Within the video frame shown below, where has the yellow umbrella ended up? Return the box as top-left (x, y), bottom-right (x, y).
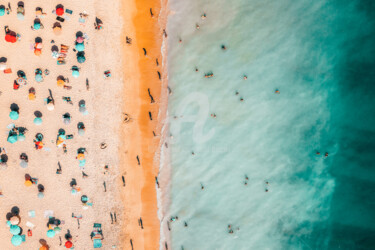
top-left (53, 26), bottom-right (61, 35)
top-left (25, 180), bottom-right (32, 187)
top-left (57, 79), bottom-right (65, 87)
top-left (77, 153), bottom-right (85, 160)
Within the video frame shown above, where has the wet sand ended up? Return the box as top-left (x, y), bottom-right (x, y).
top-left (120, 0), bottom-right (168, 249)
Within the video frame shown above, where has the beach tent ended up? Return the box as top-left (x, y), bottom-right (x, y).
top-left (34, 117), bottom-right (42, 125)
top-left (7, 134), bottom-right (18, 144)
top-left (75, 43), bottom-right (84, 51)
top-left (11, 235), bottom-right (22, 246)
top-left (9, 111), bottom-right (19, 120)
top-left (10, 225), bottom-right (21, 235)
top-left (5, 34), bottom-right (17, 43)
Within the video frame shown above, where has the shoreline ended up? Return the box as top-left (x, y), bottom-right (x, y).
top-left (120, 0), bottom-right (169, 249)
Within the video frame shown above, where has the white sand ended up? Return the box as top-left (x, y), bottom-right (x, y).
top-left (0, 0), bottom-right (127, 248)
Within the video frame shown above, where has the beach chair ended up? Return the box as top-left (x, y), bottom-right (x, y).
top-left (90, 223), bottom-right (103, 248)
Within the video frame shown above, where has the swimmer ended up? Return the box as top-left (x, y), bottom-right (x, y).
top-left (243, 75), bottom-right (247, 80)
top-left (196, 24), bottom-right (200, 30)
top-left (179, 38), bottom-right (182, 43)
top-left (221, 45), bottom-right (227, 50)
top-left (240, 97), bottom-right (244, 102)
top-left (316, 151), bottom-right (320, 155)
top-left (275, 89), bottom-right (280, 94)
top-left (201, 184), bottom-right (204, 190)
top-left (235, 91), bottom-right (239, 95)
top-left (184, 222), bottom-right (188, 227)
top-left (201, 13), bottom-right (206, 19)
top-left (195, 67), bottom-right (199, 72)
top-left (211, 113), bottom-right (216, 118)
top-left (325, 152), bottom-right (329, 157)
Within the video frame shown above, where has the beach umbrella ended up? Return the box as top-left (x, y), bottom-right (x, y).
top-left (10, 225), bottom-right (21, 235)
top-left (65, 241), bottom-right (73, 248)
top-left (40, 246), bottom-right (48, 250)
top-left (18, 134), bottom-right (25, 142)
top-left (47, 229), bottom-right (55, 238)
top-left (10, 216), bottom-right (20, 225)
top-left (71, 189), bottom-right (77, 195)
top-left (20, 160), bottom-right (28, 168)
top-left (77, 153), bottom-right (85, 160)
top-left (54, 226), bottom-right (61, 233)
top-left (57, 79), bottom-right (64, 87)
top-left (56, 7), bottom-right (64, 16)
top-left (7, 135), bottom-right (18, 144)
top-left (9, 111), bottom-right (19, 120)
top-left (0, 7), bottom-right (5, 16)
top-left (11, 235), bottom-right (22, 246)
top-left (25, 180), bottom-right (32, 186)
top-left (38, 192), bottom-right (44, 199)
top-left (47, 102), bottom-right (55, 111)
top-left (16, 77), bottom-right (25, 85)
top-left (72, 70), bottom-right (79, 78)
top-left (34, 117), bottom-right (42, 125)
top-left (78, 129), bottom-right (85, 136)
top-left (75, 43), bottom-right (84, 51)
top-left (79, 159), bottom-right (86, 167)
top-left (35, 74), bottom-right (43, 82)
top-left (53, 26), bottom-right (61, 35)
top-left (77, 55), bottom-right (86, 63)
top-left (34, 23), bottom-right (41, 30)
top-left (17, 13), bottom-right (24, 20)
top-left (76, 36), bottom-right (84, 43)
top-left (5, 34), bottom-right (17, 43)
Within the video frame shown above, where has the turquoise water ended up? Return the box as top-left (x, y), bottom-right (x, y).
top-left (166, 0), bottom-right (375, 249)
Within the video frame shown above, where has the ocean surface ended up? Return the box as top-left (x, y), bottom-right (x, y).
top-left (165, 0), bottom-right (375, 249)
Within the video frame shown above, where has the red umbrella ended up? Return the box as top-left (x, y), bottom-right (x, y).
top-left (5, 34), bottom-right (17, 43)
top-left (56, 7), bottom-right (64, 16)
top-left (65, 241), bottom-right (73, 248)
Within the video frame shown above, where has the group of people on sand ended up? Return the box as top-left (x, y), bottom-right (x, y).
top-left (1, 3), bottom-right (108, 249)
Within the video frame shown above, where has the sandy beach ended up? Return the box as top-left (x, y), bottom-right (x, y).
top-left (0, 0), bottom-right (167, 249)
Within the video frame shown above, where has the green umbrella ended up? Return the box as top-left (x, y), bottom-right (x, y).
top-left (47, 229), bottom-right (55, 238)
top-left (10, 225), bottom-right (21, 235)
top-left (77, 55), bottom-right (86, 63)
top-left (11, 235), bottom-right (22, 246)
top-left (34, 117), bottom-right (42, 125)
top-left (9, 111), bottom-right (19, 120)
top-left (18, 134), bottom-right (25, 142)
top-left (7, 135), bottom-right (18, 144)
top-left (54, 226), bottom-right (61, 232)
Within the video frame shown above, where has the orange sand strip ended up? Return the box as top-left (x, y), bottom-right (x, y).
top-left (120, 0), bottom-right (168, 249)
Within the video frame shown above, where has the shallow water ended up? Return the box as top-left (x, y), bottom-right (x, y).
top-left (166, 0), bottom-right (375, 249)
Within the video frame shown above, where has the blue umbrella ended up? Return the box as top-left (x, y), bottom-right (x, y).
top-left (11, 235), bottom-right (22, 246)
top-left (79, 159), bottom-right (86, 167)
top-left (34, 23), bottom-right (41, 30)
top-left (7, 135), bottom-right (18, 144)
top-left (47, 229), bottom-right (55, 238)
top-left (75, 43), bottom-right (85, 51)
top-left (0, 8), bottom-right (5, 17)
top-left (34, 117), bottom-right (42, 125)
top-left (38, 192), bottom-right (44, 199)
top-left (35, 74), bottom-right (43, 82)
top-left (10, 225), bottom-right (21, 235)
top-left (72, 70), bottom-right (79, 78)
top-left (9, 111), bottom-right (19, 120)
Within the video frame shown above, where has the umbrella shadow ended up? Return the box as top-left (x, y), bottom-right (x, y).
top-left (51, 45), bottom-right (59, 52)
top-left (34, 111), bottom-right (42, 118)
top-left (56, 4), bottom-right (64, 9)
top-left (11, 206), bottom-right (20, 216)
top-left (10, 103), bottom-right (19, 112)
top-left (0, 57), bottom-right (7, 63)
top-left (35, 37), bottom-right (42, 43)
